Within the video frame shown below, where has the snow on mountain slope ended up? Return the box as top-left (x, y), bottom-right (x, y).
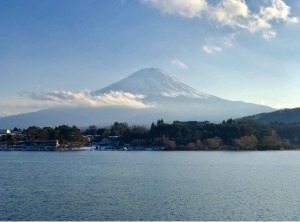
top-left (94, 68), bottom-right (213, 99)
top-left (0, 67), bottom-right (276, 128)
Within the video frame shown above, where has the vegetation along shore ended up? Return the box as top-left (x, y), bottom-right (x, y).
top-left (1, 119), bottom-right (300, 151)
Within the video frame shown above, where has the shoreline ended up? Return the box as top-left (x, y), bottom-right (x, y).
top-left (1, 147), bottom-right (300, 152)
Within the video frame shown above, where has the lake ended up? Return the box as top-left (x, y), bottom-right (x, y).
top-left (1, 151), bottom-right (300, 220)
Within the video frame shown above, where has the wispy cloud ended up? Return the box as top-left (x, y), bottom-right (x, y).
top-left (260, 100), bottom-right (298, 109)
top-left (222, 32), bottom-right (238, 47)
top-left (262, 30), bottom-right (277, 40)
top-left (171, 59), bottom-right (189, 69)
top-left (273, 102), bottom-right (298, 109)
top-left (28, 90), bottom-right (153, 108)
top-left (260, 0), bottom-right (298, 23)
top-left (202, 32), bottom-right (237, 53)
top-left (0, 99), bottom-right (52, 117)
top-left (0, 91), bottom-right (154, 117)
top-left (141, 0), bottom-right (208, 18)
top-left (202, 45), bottom-right (222, 54)
top-left (142, 0), bottom-right (298, 39)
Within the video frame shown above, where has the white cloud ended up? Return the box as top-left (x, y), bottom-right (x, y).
top-left (29, 90), bottom-right (153, 109)
top-left (142, 0), bottom-right (299, 39)
top-left (203, 33), bottom-right (237, 52)
top-left (210, 0), bottom-right (272, 33)
top-left (171, 59), bottom-right (189, 69)
top-left (212, 0), bottom-right (249, 26)
top-left (0, 99), bottom-right (51, 117)
top-left (222, 32), bottom-right (238, 46)
top-left (258, 100), bottom-right (298, 109)
top-left (260, 0), bottom-right (298, 23)
top-left (262, 30), bottom-right (277, 40)
top-left (273, 102), bottom-right (298, 109)
top-left (0, 91), bottom-right (154, 117)
top-left (141, 0), bottom-right (208, 18)
top-left (202, 45), bottom-right (222, 54)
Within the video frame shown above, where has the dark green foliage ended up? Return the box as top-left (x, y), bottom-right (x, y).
top-left (7, 118), bottom-right (300, 150)
top-left (273, 123), bottom-right (300, 144)
top-left (146, 119), bottom-right (299, 150)
top-left (23, 125), bottom-right (83, 143)
top-left (111, 122), bottom-right (129, 136)
top-left (55, 125), bottom-right (83, 143)
top-left (242, 107), bottom-right (300, 124)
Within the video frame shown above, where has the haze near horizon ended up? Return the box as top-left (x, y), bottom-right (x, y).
top-left (0, 0), bottom-right (299, 117)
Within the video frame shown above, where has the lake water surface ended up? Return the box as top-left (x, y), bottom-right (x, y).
top-left (1, 151), bottom-right (300, 220)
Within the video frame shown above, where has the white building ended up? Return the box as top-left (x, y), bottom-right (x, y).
top-left (0, 129), bottom-right (11, 136)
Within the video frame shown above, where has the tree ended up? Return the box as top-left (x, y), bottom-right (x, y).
top-left (234, 135), bottom-right (257, 150)
top-left (163, 136), bottom-right (176, 150)
top-left (157, 119), bottom-right (164, 126)
top-left (195, 139), bottom-right (203, 150)
top-left (55, 125), bottom-right (83, 143)
top-left (186, 142), bottom-right (196, 150)
top-left (111, 122), bottom-right (129, 137)
top-left (259, 134), bottom-right (282, 150)
top-left (85, 125), bottom-right (98, 135)
top-left (131, 139), bottom-right (147, 147)
top-left (13, 127), bottom-right (21, 132)
top-left (205, 137), bottom-right (222, 150)
top-left (24, 126), bottom-right (41, 140)
top-left (152, 137), bottom-right (163, 147)
top-left (102, 129), bottom-right (111, 138)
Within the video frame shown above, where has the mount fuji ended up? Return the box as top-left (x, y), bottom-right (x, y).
top-left (0, 68), bottom-right (274, 128)
top-left (94, 68), bottom-right (212, 99)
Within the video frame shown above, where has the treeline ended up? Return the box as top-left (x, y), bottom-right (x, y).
top-left (3, 119), bottom-right (300, 150)
top-left (83, 119), bottom-right (300, 150)
top-left (2, 125), bottom-right (85, 147)
top-left (242, 107), bottom-right (300, 124)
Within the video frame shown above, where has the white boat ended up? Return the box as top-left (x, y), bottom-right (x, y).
top-left (81, 146), bottom-right (96, 151)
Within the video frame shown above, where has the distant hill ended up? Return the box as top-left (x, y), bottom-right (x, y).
top-left (0, 68), bottom-right (275, 128)
top-left (242, 108), bottom-right (300, 123)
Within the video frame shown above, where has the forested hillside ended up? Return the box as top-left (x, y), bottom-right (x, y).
top-left (242, 108), bottom-right (300, 123)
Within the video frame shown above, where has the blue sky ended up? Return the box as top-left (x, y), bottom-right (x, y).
top-left (0, 0), bottom-right (299, 116)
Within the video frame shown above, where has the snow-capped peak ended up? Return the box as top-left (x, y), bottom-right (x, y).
top-left (94, 68), bottom-right (213, 99)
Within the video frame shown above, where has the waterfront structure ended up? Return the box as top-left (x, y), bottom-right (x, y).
top-left (0, 129), bottom-right (11, 136)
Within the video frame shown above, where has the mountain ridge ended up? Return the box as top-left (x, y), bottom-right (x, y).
top-left (94, 68), bottom-right (214, 99)
top-left (241, 107), bottom-right (300, 123)
top-left (0, 67), bottom-right (275, 128)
